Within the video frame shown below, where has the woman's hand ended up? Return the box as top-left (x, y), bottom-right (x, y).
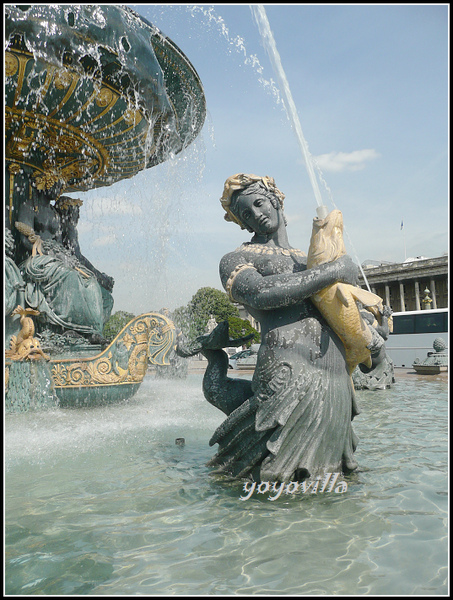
top-left (334, 255), bottom-right (359, 286)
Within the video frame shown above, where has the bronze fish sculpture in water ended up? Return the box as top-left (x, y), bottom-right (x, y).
top-left (5, 305), bottom-right (49, 361)
top-left (307, 209), bottom-right (383, 374)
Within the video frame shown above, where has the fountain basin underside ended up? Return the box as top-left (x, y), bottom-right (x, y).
top-left (5, 5), bottom-right (206, 194)
top-left (4, 5), bottom-right (204, 411)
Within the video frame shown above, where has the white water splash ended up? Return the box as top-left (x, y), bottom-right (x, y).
top-left (188, 5), bottom-right (283, 106)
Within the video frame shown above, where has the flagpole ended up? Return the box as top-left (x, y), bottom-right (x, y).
top-left (401, 219), bottom-right (407, 261)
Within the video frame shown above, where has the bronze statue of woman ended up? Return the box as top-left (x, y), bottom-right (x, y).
top-left (199, 174), bottom-right (361, 483)
top-left (14, 175), bottom-right (114, 342)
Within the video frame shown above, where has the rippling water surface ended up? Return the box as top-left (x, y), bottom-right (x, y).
top-left (5, 372), bottom-right (448, 595)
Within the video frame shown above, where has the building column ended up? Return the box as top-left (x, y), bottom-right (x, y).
top-left (430, 279), bottom-right (437, 309)
top-left (414, 281), bottom-right (421, 311)
top-left (399, 282), bottom-right (405, 312)
top-left (385, 284), bottom-right (390, 307)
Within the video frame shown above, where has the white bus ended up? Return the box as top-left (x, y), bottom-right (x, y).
top-left (385, 308), bottom-right (448, 367)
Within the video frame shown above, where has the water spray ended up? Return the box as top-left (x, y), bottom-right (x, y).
top-left (250, 5), bottom-right (329, 220)
top-left (251, 5), bottom-right (371, 290)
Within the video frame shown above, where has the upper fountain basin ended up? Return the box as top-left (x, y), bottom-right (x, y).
top-left (5, 5), bottom-right (206, 192)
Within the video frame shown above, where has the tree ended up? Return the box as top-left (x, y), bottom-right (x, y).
top-left (228, 316), bottom-right (260, 346)
top-left (103, 311), bottom-right (135, 341)
top-left (186, 287), bottom-right (239, 339)
top-left (173, 287), bottom-right (260, 344)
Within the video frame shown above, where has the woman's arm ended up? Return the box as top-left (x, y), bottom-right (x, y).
top-left (220, 251), bottom-right (358, 310)
top-left (15, 202), bottom-right (36, 254)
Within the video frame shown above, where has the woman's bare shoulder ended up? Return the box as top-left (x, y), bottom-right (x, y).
top-left (220, 247), bottom-right (250, 270)
top-left (219, 246), bottom-right (256, 287)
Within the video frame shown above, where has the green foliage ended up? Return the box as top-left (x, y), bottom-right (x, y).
top-left (228, 316), bottom-right (260, 346)
top-left (103, 310), bottom-right (135, 341)
top-left (172, 286), bottom-right (260, 345)
top-left (187, 287), bottom-right (240, 339)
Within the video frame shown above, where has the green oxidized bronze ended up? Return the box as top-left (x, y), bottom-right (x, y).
top-left (4, 5), bottom-right (205, 408)
top-left (5, 5), bottom-right (206, 200)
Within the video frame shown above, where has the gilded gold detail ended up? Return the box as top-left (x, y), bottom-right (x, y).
top-left (5, 306), bottom-right (49, 361)
top-left (122, 332), bottom-right (135, 351)
top-left (307, 209), bottom-right (384, 374)
top-left (5, 43), bottom-right (154, 190)
top-left (60, 159), bottom-right (100, 184)
top-left (8, 163), bottom-right (21, 225)
top-left (54, 70), bottom-right (73, 90)
top-left (43, 131), bottom-right (82, 154)
top-left (33, 169), bottom-right (63, 191)
top-left (96, 87), bottom-right (114, 108)
top-left (124, 107), bottom-right (142, 126)
top-left (5, 52), bottom-right (19, 77)
top-left (55, 196), bottom-right (83, 210)
top-left (15, 221), bottom-right (43, 256)
top-left (5, 367), bottom-right (10, 393)
top-left (5, 108), bottom-right (110, 188)
top-left (239, 243), bottom-right (306, 258)
top-left (8, 162), bottom-right (21, 175)
top-left (50, 313), bottom-right (176, 388)
top-left (225, 263), bottom-right (257, 302)
top-left (6, 122), bottom-right (40, 160)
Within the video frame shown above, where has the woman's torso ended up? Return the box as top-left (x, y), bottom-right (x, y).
top-left (33, 201), bottom-right (62, 242)
top-left (232, 243), bottom-right (310, 333)
top-left (227, 243), bottom-right (346, 375)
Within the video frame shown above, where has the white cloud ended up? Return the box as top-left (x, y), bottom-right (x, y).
top-left (313, 149), bottom-right (381, 173)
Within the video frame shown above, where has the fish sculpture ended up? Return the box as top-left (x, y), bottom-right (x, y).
top-left (307, 209), bottom-right (383, 374)
top-left (5, 305), bottom-right (49, 361)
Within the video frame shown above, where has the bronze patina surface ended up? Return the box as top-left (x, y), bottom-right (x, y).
top-left (5, 5), bottom-right (206, 197)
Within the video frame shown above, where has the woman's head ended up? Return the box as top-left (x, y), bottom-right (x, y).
top-left (220, 173), bottom-right (286, 232)
top-left (55, 196), bottom-right (83, 224)
top-left (32, 170), bottom-right (65, 200)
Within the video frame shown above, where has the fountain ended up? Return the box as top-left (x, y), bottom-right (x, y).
top-left (174, 5), bottom-right (395, 484)
top-left (4, 5), bottom-right (206, 408)
top-left (4, 6), bottom-right (448, 594)
top-left (412, 337), bottom-right (448, 374)
top-left (178, 173), bottom-right (397, 484)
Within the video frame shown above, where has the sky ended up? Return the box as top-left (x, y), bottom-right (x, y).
top-left (71, 4), bottom-right (449, 315)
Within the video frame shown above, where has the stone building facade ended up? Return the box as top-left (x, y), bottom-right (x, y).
top-left (358, 255), bottom-right (448, 313)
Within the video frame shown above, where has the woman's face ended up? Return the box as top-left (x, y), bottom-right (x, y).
top-left (233, 190), bottom-right (280, 235)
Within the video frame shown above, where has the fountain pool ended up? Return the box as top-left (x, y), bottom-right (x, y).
top-left (4, 372), bottom-right (448, 595)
